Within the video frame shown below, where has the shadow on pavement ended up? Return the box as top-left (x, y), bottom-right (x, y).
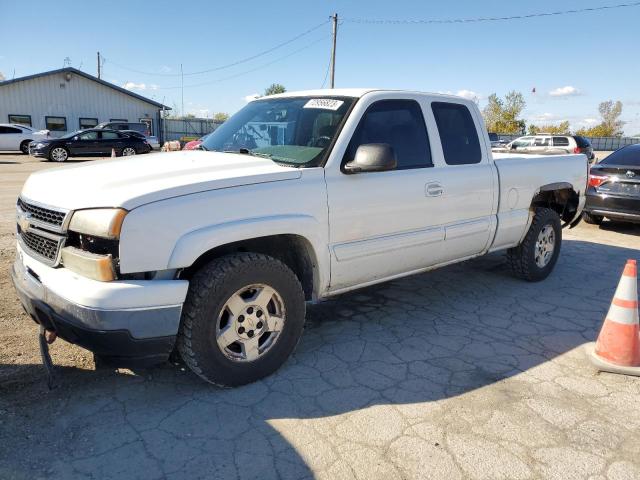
top-left (0, 238), bottom-right (636, 479)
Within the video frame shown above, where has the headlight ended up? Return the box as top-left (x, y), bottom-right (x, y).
top-left (35, 143), bottom-right (45, 148)
top-left (69, 208), bottom-right (127, 239)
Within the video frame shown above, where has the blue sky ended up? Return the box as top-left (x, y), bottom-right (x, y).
top-left (1, 0), bottom-right (639, 134)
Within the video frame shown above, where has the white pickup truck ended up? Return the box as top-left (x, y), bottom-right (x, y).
top-left (12, 89), bottom-right (588, 386)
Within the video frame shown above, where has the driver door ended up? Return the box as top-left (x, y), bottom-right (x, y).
top-left (325, 98), bottom-right (445, 291)
top-left (69, 131), bottom-right (99, 155)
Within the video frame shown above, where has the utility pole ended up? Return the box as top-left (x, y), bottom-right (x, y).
top-left (181, 63), bottom-right (184, 117)
top-left (330, 13), bottom-right (338, 88)
top-left (97, 52), bottom-right (101, 79)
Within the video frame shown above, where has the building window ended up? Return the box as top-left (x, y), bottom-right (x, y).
top-left (79, 117), bottom-right (98, 129)
top-left (110, 118), bottom-right (127, 122)
top-left (45, 116), bottom-right (67, 132)
top-left (8, 114), bottom-right (32, 126)
top-left (139, 118), bottom-right (153, 136)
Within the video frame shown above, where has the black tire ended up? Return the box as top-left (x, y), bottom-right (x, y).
top-left (582, 212), bottom-right (603, 225)
top-left (20, 140), bottom-right (31, 154)
top-left (177, 253), bottom-right (306, 387)
top-left (507, 207), bottom-right (562, 282)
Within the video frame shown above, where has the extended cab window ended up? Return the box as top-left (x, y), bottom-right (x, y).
top-left (431, 102), bottom-right (481, 165)
top-left (344, 100), bottom-right (432, 170)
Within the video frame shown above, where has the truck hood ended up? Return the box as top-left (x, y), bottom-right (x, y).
top-left (21, 150), bottom-right (302, 211)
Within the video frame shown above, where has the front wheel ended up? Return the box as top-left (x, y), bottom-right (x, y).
top-left (507, 207), bottom-right (561, 282)
top-left (177, 253), bottom-right (306, 386)
top-left (49, 147), bottom-right (68, 162)
top-left (122, 147), bottom-right (136, 156)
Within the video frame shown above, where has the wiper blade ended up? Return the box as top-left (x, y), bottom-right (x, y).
top-left (225, 148), bottom-right (273, 159)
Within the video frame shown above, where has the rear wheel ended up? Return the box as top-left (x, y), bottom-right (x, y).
top-left (177, 253), bottom-right (306, 386)
top-left (582, 212), bottom-right (603, 225)
top-left (20, 140), bottom-right (31, 154)
top-left (49, 147), bottom-right (68, 162)
top-left (507, 207), bottom-right (562, 282)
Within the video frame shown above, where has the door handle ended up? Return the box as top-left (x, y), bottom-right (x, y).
top-left (425, 182), bottom-right (444, 197)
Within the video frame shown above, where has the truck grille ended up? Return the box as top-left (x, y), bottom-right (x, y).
top-left (20, 230), bottom-right (63, 263)
top-left (17, 198), bottom-right (67, 229)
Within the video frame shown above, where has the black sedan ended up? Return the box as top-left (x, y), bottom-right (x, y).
top-left (29, 128), bottom-right (151, 162)
top-left (583, 144), bottom-right (640, 225)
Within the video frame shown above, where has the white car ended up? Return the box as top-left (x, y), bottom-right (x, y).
top-left (11, 89), bottom-right (588, 386)
top-left (0, 124), bottom-right (49, 154)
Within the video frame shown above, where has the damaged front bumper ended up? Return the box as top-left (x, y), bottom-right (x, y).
top-left (11, 243), bottom-right (189, 367)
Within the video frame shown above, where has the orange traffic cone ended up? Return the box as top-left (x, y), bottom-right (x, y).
top-left (586, 259), bottom-right (640, 376)
top-left (111, 148), bottom-right (116, 158)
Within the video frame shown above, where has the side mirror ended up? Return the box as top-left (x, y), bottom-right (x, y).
top-left (344, 144), bottom-right (397, 174)
top-left (510, 143), bottom-right (517, 150)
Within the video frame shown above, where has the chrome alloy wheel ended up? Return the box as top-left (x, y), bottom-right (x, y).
top-left (51, 147), bottom-right (68, 162)
top-left (215, 284), bottom-right (285, 362)
top-left (535, 225), bottom-right (555, 268)
top-left (122, 147), bottom-right (136, 156)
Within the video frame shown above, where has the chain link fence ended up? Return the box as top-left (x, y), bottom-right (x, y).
top-left (161, 118), bottom-right (223, 143)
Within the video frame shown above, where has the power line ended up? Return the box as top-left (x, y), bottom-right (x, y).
top-left (344, 1), bottom-right (640, 24)
top-left (154, 34), bottom-right (332, 90)
top-left (104, 20), bottom-right (330, 77)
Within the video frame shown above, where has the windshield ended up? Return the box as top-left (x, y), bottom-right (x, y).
top-left (201, 96), bottom-right (355, 166)
top-left (511, 136), bottom-right (533, 147)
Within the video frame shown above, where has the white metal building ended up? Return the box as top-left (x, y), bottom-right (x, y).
top-left (0, 67), bottom-right (169, 138)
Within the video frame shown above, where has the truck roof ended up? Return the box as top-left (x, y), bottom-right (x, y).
top-left (263, 88), bottom-right (475, 102)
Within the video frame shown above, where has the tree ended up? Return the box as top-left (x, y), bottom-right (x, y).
top-left (482, 91), bottom-right (526, 134)
top-left (264, 83), bottom-right (286, 96)
top-left (528, 121), bottom-right (570, 135)
top-left (576, 100), bottom-right (624, 137)
top-left (213, 112), bottom-right (229, 123)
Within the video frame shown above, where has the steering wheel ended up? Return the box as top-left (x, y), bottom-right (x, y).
top-left (313, 136), bottom-right (332, 148)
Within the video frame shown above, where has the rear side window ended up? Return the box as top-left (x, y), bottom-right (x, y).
top-left (345, 99), bottom-right (432, 170)
top-left (574, 136), bottom-right (591, 148)
top-left (0, 126), bottom-right (22, 134)
top-left (599, 145), bottom-right (640, 167)
top-left (100, 131), bottom-right (119, 140)
top-left (553, 137), bottom-right (570, 147)
top-left (431, 102), bottom-right (481, 165)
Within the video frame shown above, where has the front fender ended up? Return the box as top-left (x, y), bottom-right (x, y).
top-left (167, 214), bottom-right (329, 289)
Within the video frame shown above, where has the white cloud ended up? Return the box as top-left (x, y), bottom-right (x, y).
top-left (530, 112), bottom-right (560, 123)
top-left (456, 89), bottom-right (481, 101)
top-left (160, 65), bottom-right (172, 73)
top-left (438, 90), bottom-right (481, 102)
top-left (0, 71), bottom-right (5, 81)
top-left (549, 86), bottom-right (581, 97)
top-left (244, 93), bottom-right (261, 102)
top-left (123, 81), bottom-right (146, 91)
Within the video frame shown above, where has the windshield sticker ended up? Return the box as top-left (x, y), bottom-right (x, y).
top-left (303, 99), bottom-right (344, 111)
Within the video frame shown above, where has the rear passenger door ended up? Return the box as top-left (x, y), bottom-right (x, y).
top-left (98, 131), bottom-right (124, 155)
top-left (427, 101), bottom-right (497, 263)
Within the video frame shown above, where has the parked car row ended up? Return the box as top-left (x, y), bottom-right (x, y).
top-left (28, 128), bottom-right (151, 162)
top-left (493, 134), bottom-right (595, 161)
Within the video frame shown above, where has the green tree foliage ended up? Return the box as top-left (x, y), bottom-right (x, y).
top-left (264, 83), bottom-right (286, 96)
top-left (213, 112), bottom-right (229, 123)
top-left (528, 121), bottom-right (571, 135)
top-left (482, 91), bottom-right (526, 134)
top-left (576, 100), bottom-right (624, 137)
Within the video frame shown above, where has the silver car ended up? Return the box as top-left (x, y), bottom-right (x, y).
top-left (506, 135), bottom-right (595, 161)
